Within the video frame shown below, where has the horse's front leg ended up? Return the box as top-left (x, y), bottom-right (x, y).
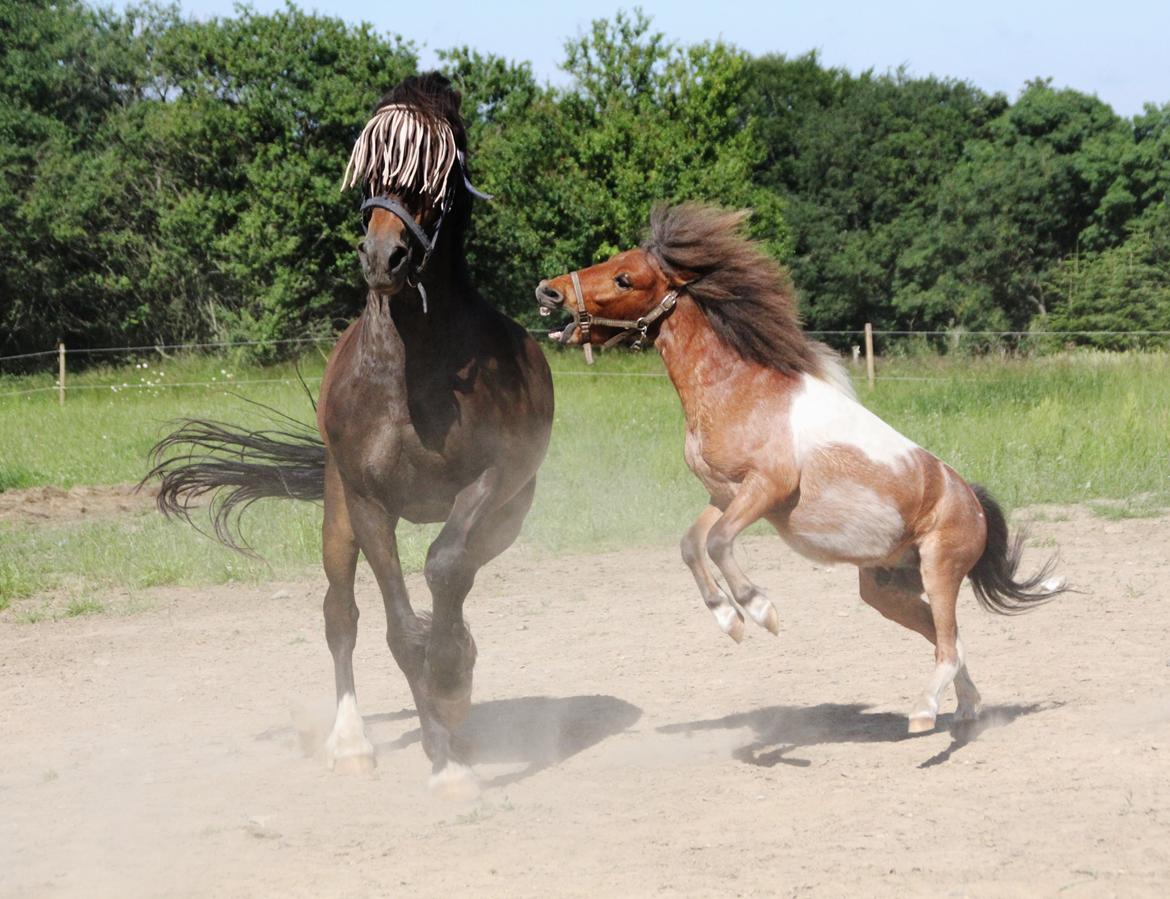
top-left (681, 504), bottom-right (745, 642)
top-left (704, 477), bottom-right (782, 637)
top-left (321, 456), bottom-right (376, 773)
top-left (423, 470), bottom-right (535, 799)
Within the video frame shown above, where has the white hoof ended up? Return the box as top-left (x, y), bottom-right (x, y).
top-left (908, 694), bottom-right (939, 734)
top-left (712, 602), bottom-right (745, 643)
top-left (429, 761), bottom-right (480, 802)
top-left (907, 714), bottom-right (936, 734)
top-left (743, 593), bottom-right (780, 636)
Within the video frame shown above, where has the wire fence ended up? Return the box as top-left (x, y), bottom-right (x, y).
top-left (2, 328), bottom-right (1168, 401)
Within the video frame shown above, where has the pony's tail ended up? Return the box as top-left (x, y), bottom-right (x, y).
top-left (142, 417), bottom-right (326, 555)
top-left (968, 484), bottom-right (1066, 614)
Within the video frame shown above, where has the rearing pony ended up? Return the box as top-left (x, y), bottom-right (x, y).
top-left (536, 203), bottom-right (1063, 734)
top-left (149, 74), bottom-right (553, 798)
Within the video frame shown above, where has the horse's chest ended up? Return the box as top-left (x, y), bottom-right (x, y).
top-left (683, 428), bottom-right (737, 505)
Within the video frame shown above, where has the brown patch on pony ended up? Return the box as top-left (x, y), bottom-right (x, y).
top-left (643, 203), bottom-right (820, 376)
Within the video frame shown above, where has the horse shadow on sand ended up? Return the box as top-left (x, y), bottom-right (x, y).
top-left (657, 701), bottom-right (1062, 770)
top-left (372, 694), bottom-right (642, 788)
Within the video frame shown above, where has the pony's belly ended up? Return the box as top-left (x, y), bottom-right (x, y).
top-left (778, 483), bottom-right (910, 566)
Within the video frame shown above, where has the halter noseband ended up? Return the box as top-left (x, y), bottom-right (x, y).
top-left (562, 271), bottom-right (682, 364)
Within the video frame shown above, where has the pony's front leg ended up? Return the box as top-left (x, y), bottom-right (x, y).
top-left (705, 478), bottom-right (782, 636)
top-left (681, 504), bottom-right (745, 642)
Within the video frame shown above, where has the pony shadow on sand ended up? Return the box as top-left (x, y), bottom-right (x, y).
top-left (658, 701), bottom-right (1060, 770)
top-left (376, 694), bottom-right (642, 788)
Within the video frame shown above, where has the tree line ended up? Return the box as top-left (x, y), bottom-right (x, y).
top-left (2, 1), bottom-right (1168, 362)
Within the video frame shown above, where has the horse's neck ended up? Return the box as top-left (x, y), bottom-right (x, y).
top-left (655, 296), bottom-right (753, 427)
top-left (359, 260), bottom-right (477, 367)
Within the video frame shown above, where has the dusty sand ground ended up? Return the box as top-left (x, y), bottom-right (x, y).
top-left (2, 505), bottom-right (1168, 898)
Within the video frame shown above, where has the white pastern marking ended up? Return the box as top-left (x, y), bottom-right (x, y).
top-left (790, 374), bottom-right (917, 467)
top-left (712, 602), bottom-right (745, 643)
top-left (325, 692), bottom-right (374, 769)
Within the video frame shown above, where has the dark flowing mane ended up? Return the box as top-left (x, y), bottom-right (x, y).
top-left (643, 203), bottom-right (821, 376)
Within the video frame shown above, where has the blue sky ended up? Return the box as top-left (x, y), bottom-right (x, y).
top-left (139, 0), bottom-right (1167, 118)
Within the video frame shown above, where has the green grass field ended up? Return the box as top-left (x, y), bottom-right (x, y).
top-left (2, 348), bottom-right (1168, 613)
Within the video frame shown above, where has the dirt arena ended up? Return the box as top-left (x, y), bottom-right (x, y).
top-left (2, 504), bottom-right (1168, 897)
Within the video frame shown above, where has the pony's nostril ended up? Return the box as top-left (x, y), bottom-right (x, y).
top-left (538, 284), bottom-right (564, 305)
top-left (387, 245), bottom-right (408, 273)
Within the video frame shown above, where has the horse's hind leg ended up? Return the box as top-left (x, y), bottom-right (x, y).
top-left (681, 504), bottom-right (745, 642)
top-left (321, 457), bottom-right (375, 773)
top-left (705, 479), bottom-right (782, 637)
top-left (858, 566), bottom-right (982, 731)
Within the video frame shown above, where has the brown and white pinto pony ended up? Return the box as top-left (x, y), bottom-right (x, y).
top-left (536, 203), bottom-right (1064, 733)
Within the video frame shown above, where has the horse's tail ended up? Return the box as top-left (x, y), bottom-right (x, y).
top-left (142, 417), bottom-right (325, 554)
top-left (967, 484), bottom-right (1066, 614)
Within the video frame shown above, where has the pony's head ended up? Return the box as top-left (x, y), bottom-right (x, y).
top-left (536, 203), bottom-right (823, 376)
top-left (343, 73), bottom-right (472, 296)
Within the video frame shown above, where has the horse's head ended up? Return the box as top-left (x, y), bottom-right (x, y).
top-left (343, 73), bottom-right (471, 298)
top-left (535, 247), bottom-right (684, 351)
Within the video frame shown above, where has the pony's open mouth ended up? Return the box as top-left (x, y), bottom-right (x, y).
top-left (535, 297), bottom-right (579, 344)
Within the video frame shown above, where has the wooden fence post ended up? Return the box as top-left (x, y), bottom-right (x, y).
top-left (864, 323), bottom-right (875, 391)
top-left (58, 342), bottom-right (66, 406)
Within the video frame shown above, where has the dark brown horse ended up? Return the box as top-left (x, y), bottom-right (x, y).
top-left (536, 203), bottom-right (1065, 734)
top-left (148, 74), bottom-right (553, 799)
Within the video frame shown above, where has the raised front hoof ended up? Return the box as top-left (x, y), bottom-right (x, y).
top-left (743, 593), bottom-right (780, 636)
top-left (712, 603), bottom-right (745, 643)
top-left (429, 761), bottom-right (480, 802)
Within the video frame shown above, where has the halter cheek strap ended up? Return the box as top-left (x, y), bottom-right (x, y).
top-left (563, 272), bottom-right (682, 364)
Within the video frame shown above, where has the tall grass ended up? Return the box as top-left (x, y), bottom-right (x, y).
top-left (1, 348), bottom-right (1167, 607)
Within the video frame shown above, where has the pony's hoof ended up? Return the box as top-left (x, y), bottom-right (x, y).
top-left (954, 701), bottom-right (983, 724)
top-left (907, 714), bottom-right (936, 734)
top-left (429, 761), bottom-right (480, 802)
top-left (744, 593), bottom-right (780, 636)
top-left (713, 603), bottom-right (745, 643)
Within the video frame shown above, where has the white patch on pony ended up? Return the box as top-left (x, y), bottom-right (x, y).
top-left (790, 374), bottom-right (917, 468)
top-left (812, 345), bottom-right (857, 399)
top-left (784, 483), bottom-right (906, 564)
top-left (324, 692), bottom-right (375, 773)
top-left (429, 761), bottom-right (480, 802)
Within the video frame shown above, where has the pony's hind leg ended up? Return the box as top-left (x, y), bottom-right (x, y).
top-left (321, 457), bottom-right (375, 773)
top-left (857, 566), bottom-right (982, 731)
top-left (681, 504), bottom-right (745, 642)
top-left (705, 479), bottom-right (782, 637)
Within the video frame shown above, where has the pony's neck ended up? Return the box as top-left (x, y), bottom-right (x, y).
top-left (655, 293), bottom-right (750, 422)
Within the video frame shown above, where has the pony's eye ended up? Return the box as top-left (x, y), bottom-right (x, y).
top-left (614, 274), bottom-right (632, 290)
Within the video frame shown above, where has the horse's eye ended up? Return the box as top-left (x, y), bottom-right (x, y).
top-left (614, 274), bottom-right (632, 290)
